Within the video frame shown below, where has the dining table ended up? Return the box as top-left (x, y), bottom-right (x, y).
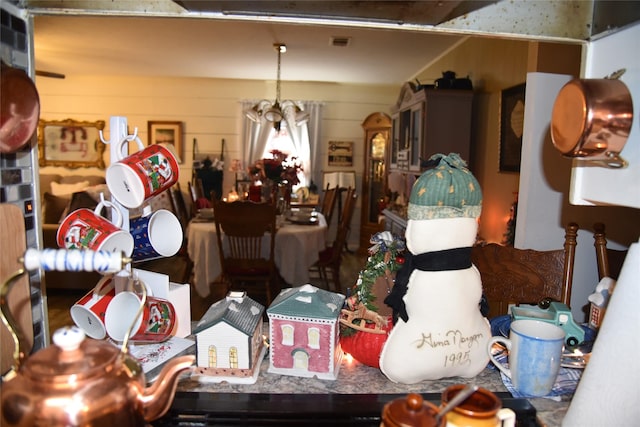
top-left (187, 211), bottom-right (328, 298)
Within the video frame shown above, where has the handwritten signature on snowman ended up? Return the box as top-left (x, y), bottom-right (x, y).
top-left (413, 329), bottom-right (485, 368)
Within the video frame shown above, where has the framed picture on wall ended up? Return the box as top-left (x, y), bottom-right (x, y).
top-left (328, 141), bottom-right (353, 166)
top-left (148, 121), bottom-right (183, 163)
top-left (37, 118), bottom-right (106, 169)
top-left (499, 83), bottom-right (526, 172)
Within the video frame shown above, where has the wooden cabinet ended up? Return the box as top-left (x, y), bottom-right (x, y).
top-left (390, 82), bottom-right (474, 172)
top-left (359, 112), bottom-right (392, 252)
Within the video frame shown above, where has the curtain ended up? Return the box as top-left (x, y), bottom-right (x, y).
top-left (300, 101), bottom-right (323, 190)
top-left (241, 100), bottom-right (323, 188)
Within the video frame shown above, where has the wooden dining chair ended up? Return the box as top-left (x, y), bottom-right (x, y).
top-left (168, 182), bottom-right (190, 231)
top-left (188, 179), bottom-right (208, 216)
top-left (310, 187), bottom-right (358, 292)
top-left (593, 222), bottom-right (628, 280)
top-left (320, 185), bottom-right (338, 227)
top-left (213, 200), bottom-right (279, 305)
top-left (470, 222), bottom-right (579, 319)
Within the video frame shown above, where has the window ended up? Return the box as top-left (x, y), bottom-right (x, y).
top-left (242, 100), bottom-right (321, 192)
top-left (261, 123), bottom-right (307, 188)
top-left (229, 347), bottom-right (238, 369)
top-left (208, 345), bottom-right (217, 368)
top-left (281, 324), bottom-right (294, 346)
top-left (308, 327), bottom-right (320, 349)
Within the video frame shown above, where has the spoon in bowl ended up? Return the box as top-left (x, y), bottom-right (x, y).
top-left (435, 384), bottom-right (479, 424)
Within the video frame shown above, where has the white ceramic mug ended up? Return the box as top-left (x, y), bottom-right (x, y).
top-left (488, 319), bottom-right (565, 397)
top-left (130, 208), bottom-right (183, 261)
top-left (57, 197), bottom-right (134, 257)
top-left (104, 290), bottom-right (176, 343)
top-left (106, 135), bottom-right (179, 209)
top-left (69, 276), bottom-right (115, 339)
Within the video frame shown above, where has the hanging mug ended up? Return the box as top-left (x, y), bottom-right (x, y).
top-left (57, 196), bottom-right (134, 256)
top-left (104, 290), bottom-right (176, 343)
top-left (69, 276), bottom-right (115, 339)
top-left (106, 135), bottom-right (179, 208)
top-left (130, 208), bottom-right (183, 261)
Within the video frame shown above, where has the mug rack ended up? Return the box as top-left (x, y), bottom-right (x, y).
top-left (98, 116), bottom-right (138, 284)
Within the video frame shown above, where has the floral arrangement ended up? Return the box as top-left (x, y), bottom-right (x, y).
top-left (249, 149), bottom-right (303, 186)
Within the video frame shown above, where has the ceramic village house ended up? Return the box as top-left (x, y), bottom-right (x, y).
top-left (267, 284), bottom-right (345, 380)
top-left (192, 291), bottom-right (265, 383)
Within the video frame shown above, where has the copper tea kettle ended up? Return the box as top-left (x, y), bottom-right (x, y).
top-left (0, 251), bottom-right (195, 427)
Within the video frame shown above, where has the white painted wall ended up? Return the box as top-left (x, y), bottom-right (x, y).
top-left (571, 22), bottom-right (640, 209)
top-left (516, 71), bottom-right (640, 322)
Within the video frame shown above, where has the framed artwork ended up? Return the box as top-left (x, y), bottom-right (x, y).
top-left (328, 141), bottom-right (353, 167)
top-left (37, 118), bottom-right (106, 169)
top-left (148, 121), bottom-right (183, 163)
top-left (499, 83), bottom-right (526, 172)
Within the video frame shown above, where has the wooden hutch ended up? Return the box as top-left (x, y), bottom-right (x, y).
top-left (382, 82), bottom-right (474, 236)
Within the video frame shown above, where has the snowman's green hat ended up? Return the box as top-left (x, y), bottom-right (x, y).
top-left (407, 153), bottom-right (482, 220)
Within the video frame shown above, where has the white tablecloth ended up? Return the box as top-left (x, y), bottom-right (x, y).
top-left (187, 214), bottom-right (327, 297)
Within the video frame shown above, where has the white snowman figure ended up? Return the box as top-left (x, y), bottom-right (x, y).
top-left (379, 153), bottom-right (491, 383)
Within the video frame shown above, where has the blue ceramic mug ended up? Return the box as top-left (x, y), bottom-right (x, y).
top-left (130, 209), bottom-right (182, 262)
top-left (488, 319), bottom-right (565, 397)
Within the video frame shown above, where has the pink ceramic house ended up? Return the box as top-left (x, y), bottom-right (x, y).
top-left (267, 284), bottom-right (345, 380)
top-left (192, 291), bottom-right (266, 384)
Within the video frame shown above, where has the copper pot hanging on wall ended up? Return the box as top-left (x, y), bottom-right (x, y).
top-left (0, 61), bottom-right (40, 154)
top-left (551, 71), bottom-right (633, 168)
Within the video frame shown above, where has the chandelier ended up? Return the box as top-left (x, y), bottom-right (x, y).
top-left (244, 43), bottom-right (309, 131)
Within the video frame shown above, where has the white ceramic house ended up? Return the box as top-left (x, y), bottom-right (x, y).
top-left (192, 291), bottom-right (265, 384)
top-left (267, 284), bottom-right (345, 380)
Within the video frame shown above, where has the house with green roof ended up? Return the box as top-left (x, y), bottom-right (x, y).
top-left (267, 284), bottom-right (345, 380)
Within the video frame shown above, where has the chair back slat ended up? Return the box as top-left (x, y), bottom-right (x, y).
top-left (308, 188), bottom-right (358, 292)
top-left (168, 182), bottom-right (190, 232)
top-left (320, 185), bottom-right (338, 226)
top-left (593, 222), bottom-right (628, 280)
top-left (330, 187), bottom-right (357, 263)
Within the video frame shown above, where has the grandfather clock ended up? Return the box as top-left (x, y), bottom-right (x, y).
top-left (359, 112), bottom-right (392, 253)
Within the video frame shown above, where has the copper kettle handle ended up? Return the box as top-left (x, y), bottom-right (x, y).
top-left (0, 268), bottom-right (29, 381)
top-left (1, 250), bottom-right (129, 380)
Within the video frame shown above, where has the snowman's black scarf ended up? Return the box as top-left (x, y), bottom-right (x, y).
top-left (384, 246), bottom-right (472, 324)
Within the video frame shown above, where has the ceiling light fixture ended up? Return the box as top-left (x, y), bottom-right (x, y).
top-left (245, 43), bottom-right (309, 131)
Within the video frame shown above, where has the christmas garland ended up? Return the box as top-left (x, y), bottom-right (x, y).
top-left (343, 231), bottom-right (405, 336)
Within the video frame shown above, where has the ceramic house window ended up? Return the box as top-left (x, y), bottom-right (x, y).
top-left (208, 346), bottom-right (217, 368)
top-left (308, 327), bottom-right (320, 349)
top-left (229, 347), bottom-right (238, 369)
top-left (281, 324), bottom-right (294, 346)
top-left (293, 350), bottom-right (309, 370)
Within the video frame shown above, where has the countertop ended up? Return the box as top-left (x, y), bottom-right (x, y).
top-left (172, 349), bottom-right (570, 426)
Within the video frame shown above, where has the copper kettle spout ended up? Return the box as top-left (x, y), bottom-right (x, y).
top-left (139, 355), bottom-right (195, 421)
